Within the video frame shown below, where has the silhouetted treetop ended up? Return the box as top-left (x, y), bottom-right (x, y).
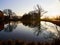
top-left (3, 9), bottom-right (12, 16)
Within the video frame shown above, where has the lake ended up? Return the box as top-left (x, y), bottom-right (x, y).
top-left (0, 21), bottom-right (60, 43)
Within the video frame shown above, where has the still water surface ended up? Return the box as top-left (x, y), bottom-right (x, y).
top-left (0, 21), bottom-right (60, 42)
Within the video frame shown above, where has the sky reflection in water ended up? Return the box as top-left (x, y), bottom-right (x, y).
top-left (0, 21), bottom-right (60, 42)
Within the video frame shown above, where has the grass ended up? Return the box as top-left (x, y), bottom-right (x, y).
top-left (41, 18), bottom-right (60, 26)
top-left (0, 39), bottom-right (60, 45)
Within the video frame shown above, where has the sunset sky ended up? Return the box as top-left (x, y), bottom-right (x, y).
top-left (0, 0), bottom-right (60, 16)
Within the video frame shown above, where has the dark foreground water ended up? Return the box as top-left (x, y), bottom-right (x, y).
top-left (0, 21), bottom-right (60, 42)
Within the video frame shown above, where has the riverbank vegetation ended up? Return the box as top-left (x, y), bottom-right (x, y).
top-left (0, 5), bottom-right (60, 26)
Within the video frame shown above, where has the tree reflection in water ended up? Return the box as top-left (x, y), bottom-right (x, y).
top-left (4, 21), bottom-right (17, 32)
top-left (54, 24), bottom-right (60, 39)
top-left (21, 21), bottom-right (47, 36)
top-left (21, 20), bottom-right (60, 40)
top-left (0, 22), bottom-right (4, 31)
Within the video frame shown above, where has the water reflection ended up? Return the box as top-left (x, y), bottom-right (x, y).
top-left (21, 21), bottom-right (41, 36)
top-left (21, 21), bottom-right (60, 40)
top-left (21, 21), bottom-right (50, 36)
top-left (0, 21), bottom-right (60, 42)
top-left (0, 21), bottom-right (17, 32)
top-left (0, 22), bottom-right (4, 31)
top-left (4, 21), bottom-right (17, 32)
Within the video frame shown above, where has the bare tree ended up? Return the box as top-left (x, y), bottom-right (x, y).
top-left (35, 4), bottom-right (47, 19)
top-left (3, 9), bottom-right (12, 20)
top-left (33, 4), bottom-right (47, 36)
